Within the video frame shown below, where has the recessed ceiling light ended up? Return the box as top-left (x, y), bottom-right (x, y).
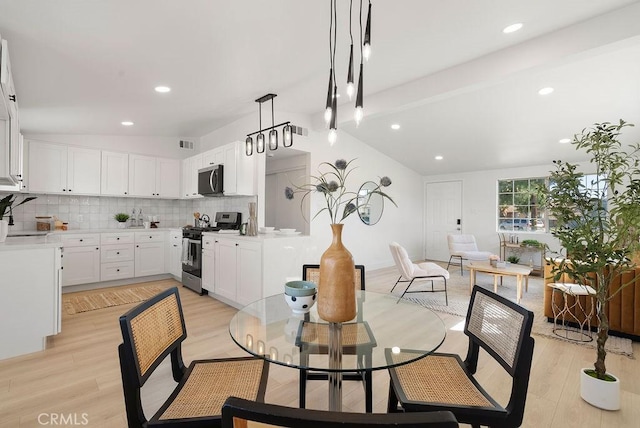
top-left (154, 86), bottom-right (171, 93)
top-left (121, 121), bottom-right (134, 126)
top-left (434, 155), bottom-right (443, 160)
top-left (559, 138), bottom-right (571, 144)
top-left (503, 23), bottom-right (523, 34)
top-left (391, 124), bottom-right (400, 130)
top-left (538, 87), bottom-right (554, 95)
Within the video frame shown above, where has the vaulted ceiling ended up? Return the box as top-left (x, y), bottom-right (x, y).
top-left (1, 0), bottom-right (640, 174)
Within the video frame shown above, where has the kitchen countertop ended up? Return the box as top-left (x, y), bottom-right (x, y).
top-left (202, 231), bottom-right (308, 240)
top-left (1, 227), bottom-right (184, 251)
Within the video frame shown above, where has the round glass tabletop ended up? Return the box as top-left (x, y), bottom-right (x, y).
top-left (229, 290), bottom-right (446, 372)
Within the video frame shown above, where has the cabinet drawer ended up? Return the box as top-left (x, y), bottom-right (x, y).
top-left (100, 261), bottom-right (135, 281)
top-left (134, 231), bottom-right (166, 243)
top-left (101, 232), bottom-right (134, 245)
top-left (101, 244), bottom-right (134, 262)
top-left (61, 234), bottom-right (100, 247)
top-left (170, 230), bottom-right (182, 243)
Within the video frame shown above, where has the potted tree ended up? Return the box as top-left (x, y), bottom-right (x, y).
top-left (540, 120), bottom-right (640, 410)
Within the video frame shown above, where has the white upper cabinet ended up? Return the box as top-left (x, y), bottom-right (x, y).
top-left (196, 141), bottom-right (255, 197)
top-left (29, 141), bottom-right (101, 195)
top-left (181, 153), bottom-right (202, 199)
top-left (156, 158), bottom-right (181, 198)
top-left (0, 36), bottom-right (23, 189)
top-left (129, 154), bottom-right (180, 198)
top-left (101, 151), bottom-right (129, 196)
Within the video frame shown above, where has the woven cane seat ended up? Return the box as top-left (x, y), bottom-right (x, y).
top-left (158, 359), bottom-right (266, 420)
top-left (390, 353), bottom-right (494, 408)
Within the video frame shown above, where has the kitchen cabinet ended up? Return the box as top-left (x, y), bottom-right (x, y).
top-left (28, 142), bottom-right (101, 195)
top-left (167, 229), bottom-right (182, 279)
top-left (181, 153), bottom-right (202, 198)
top-left (201, 234), bottom-right (215, 292)
top-left (212, 237), bottom-right (262, 305)
top-left (100, 232), bottom-right (135, 281)
top-left (129, 154), bottom-right (180, 198)
top-left (134, 231), bottom-right (166, 277)
top-left (101, 151), bottom-right (129, 196)
top-left (0, 36), bottom-right (23, 189)
top-left (61, 233), bottom-right (101, 286)
top-left (0, 245), bottom-right (62, 360)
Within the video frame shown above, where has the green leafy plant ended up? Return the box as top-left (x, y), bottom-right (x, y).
top-left (506, 255), bottom-right (520, 264)
top-left (0, 194), bottom-right (37, 220)
top-left (114, 213), bottom-right (130, 223)
top-left (294, 159), bottom-right (396, 224)
top-left (539, 120), bottom-right (640, 381)
top-left (520, 239), bottom-right (542, 248)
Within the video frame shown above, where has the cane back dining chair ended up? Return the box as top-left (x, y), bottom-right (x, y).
top-left (297, 264), bottom-right (376, 413)
top-left (389, 242), bottom-right (450, 305)
top-left (118, 287), bottom-right (270, 428)
top-left (221, 396), bottom-right (459, 428)
top-left (446, 234), bottom-right (493, 275)
top-left (387, 285), bottom-right (535, 428)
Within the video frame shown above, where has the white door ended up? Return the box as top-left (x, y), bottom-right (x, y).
top-left (215, 239), bottom-right (237, 301)
top-left (62, 245), bottom-right (101, 286)
top-left (67, 146), bottom-right (101, 195)
top-left (425, 181), bottom-right (462, 262)
top-left (134, 242), bottom-right (165, 277)
top-left (29, 141), bottom-right (67, 193)
top-left (101, 151), bottom-right (129, 196)
top-left (156, 158), bottom-right (180, 198)
top-left (236, 241), bottom-right (262, 306)
top-left (128, 155), bottom-right (156, 197)
top-left (201, 247), bottom-right (215, 292)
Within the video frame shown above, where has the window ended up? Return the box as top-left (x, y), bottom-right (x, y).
top-left (498, 174), bottom-right (603, 232)
top-left (498, 178), bottom-right (546, 232)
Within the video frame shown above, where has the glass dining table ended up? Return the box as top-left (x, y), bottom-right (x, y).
top-left (229, 290), bottom-right (446, 411)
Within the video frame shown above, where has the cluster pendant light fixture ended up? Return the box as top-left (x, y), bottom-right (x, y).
top-left (325, 0), bottom-right (371, 145)
top-left (245, 93), bottom-right (293, 156)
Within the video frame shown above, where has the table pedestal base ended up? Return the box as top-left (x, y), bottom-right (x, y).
top-left (328, 322), bottom-right (343, 412)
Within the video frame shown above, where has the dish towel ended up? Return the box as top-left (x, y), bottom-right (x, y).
top-left (181, 238), bottom-right (192, 266)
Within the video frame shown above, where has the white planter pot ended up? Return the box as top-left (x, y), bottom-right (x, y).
top-left (0, 219), bottom-right (8, 243)
top-left (580, 368), bottom-right (620, 410)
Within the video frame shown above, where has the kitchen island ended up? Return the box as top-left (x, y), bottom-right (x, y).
top-left (0, 235), bottom-right (63, 360)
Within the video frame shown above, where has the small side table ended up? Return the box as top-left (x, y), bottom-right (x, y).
top-left (547, 282), bottom-right (597, 342)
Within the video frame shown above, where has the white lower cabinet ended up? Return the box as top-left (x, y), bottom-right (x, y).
top-left (99, 232), bottom-right (135, 281)
top-left (0, 245), bottom-right (63, 360)
top-left (168, 229), bottom-right (183, 278)
top-left (201, 234), bottom-right (215, 292)
top-left (134, 231), bottom-right (166, 277)
top-left (61, 234), bottom-right (101, 286)
top-left (207, 235), bottom-right (263, 307)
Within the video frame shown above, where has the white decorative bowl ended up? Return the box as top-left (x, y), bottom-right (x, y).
top-left (284, 293), bottom-right (317, 314)
top-left (279, 228), bottom-right (296, 234)
top-left (259, 226), bottom-right (275, 233)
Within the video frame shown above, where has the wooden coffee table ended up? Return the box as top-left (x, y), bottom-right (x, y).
top-left (468, 262), bottom-right (532, 303)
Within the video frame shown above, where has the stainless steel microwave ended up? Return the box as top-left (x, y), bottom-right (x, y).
top-left (198, 164), bottom-right (224, 196)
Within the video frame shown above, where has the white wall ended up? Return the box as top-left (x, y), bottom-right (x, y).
top-left (423, 161), bottom-right (592, 259)
top-left (199, 111), bottom-right (425, 270)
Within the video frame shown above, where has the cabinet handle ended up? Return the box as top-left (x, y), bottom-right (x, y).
top-left (136, 245), bottom-right (139, 248)
top-left (149, 236), bottom-right (152, 239)
top-left (117, 237), bottom-right (120, 240)
top-left (124, 192), bottom-right (127, 195)
top-left (235, 243), bottom-right (239, 246)
top-left (116, 252), bottom-right (120, 255)
top-left (117, 269), bottom-right (120, 272)
top-left (79, 239), bottom-right (83, 242)
top-left (9, 95), bottom-right (16, 102)
top-left (96, 247), bottom-right (99, 250)
top-left (62, 189), bottom-right (66, 192)
top-left (68, 189), bottom-right (72, 192)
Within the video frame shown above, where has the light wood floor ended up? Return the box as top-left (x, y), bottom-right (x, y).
top-left (1, 268), bottom-right (639, 427)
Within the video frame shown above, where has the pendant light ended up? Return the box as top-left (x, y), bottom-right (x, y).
top-left (354, 0), bottom-right (365, 126)
top-left (363, 0), bottom-right (372, 61)
top-left (327, 0), bottom-right (338, 143)
top-left (245, 93), bottom-right (293, 156)
top-left (346, 0), bottom-right (355, 100)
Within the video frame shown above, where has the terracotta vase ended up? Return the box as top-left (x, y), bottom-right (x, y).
top-left (318, 223), bottom-right (356, 322)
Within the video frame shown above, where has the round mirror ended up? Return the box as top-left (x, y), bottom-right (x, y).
top-left (357, 181), bottom-right (384, 225)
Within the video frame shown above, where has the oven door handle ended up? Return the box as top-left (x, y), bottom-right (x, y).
top-left (187, 239), bottom-right (201, 245)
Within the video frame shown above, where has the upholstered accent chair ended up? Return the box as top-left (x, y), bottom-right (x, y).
top-left (389, 242), bottom-right (449, 304)
top-left (446, 234), bottom-right (493, 275)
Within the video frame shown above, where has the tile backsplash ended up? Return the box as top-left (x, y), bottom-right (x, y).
top-left (3, 193), bottom-right (257, 231)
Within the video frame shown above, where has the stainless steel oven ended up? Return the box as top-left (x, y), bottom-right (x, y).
top-left (181, 211), bottom-right (241, 295)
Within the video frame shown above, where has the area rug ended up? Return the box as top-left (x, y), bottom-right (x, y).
top-left (64, 284), bottom-right (165, 315)
top-left (400, 271), bottom-right (634, 358)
